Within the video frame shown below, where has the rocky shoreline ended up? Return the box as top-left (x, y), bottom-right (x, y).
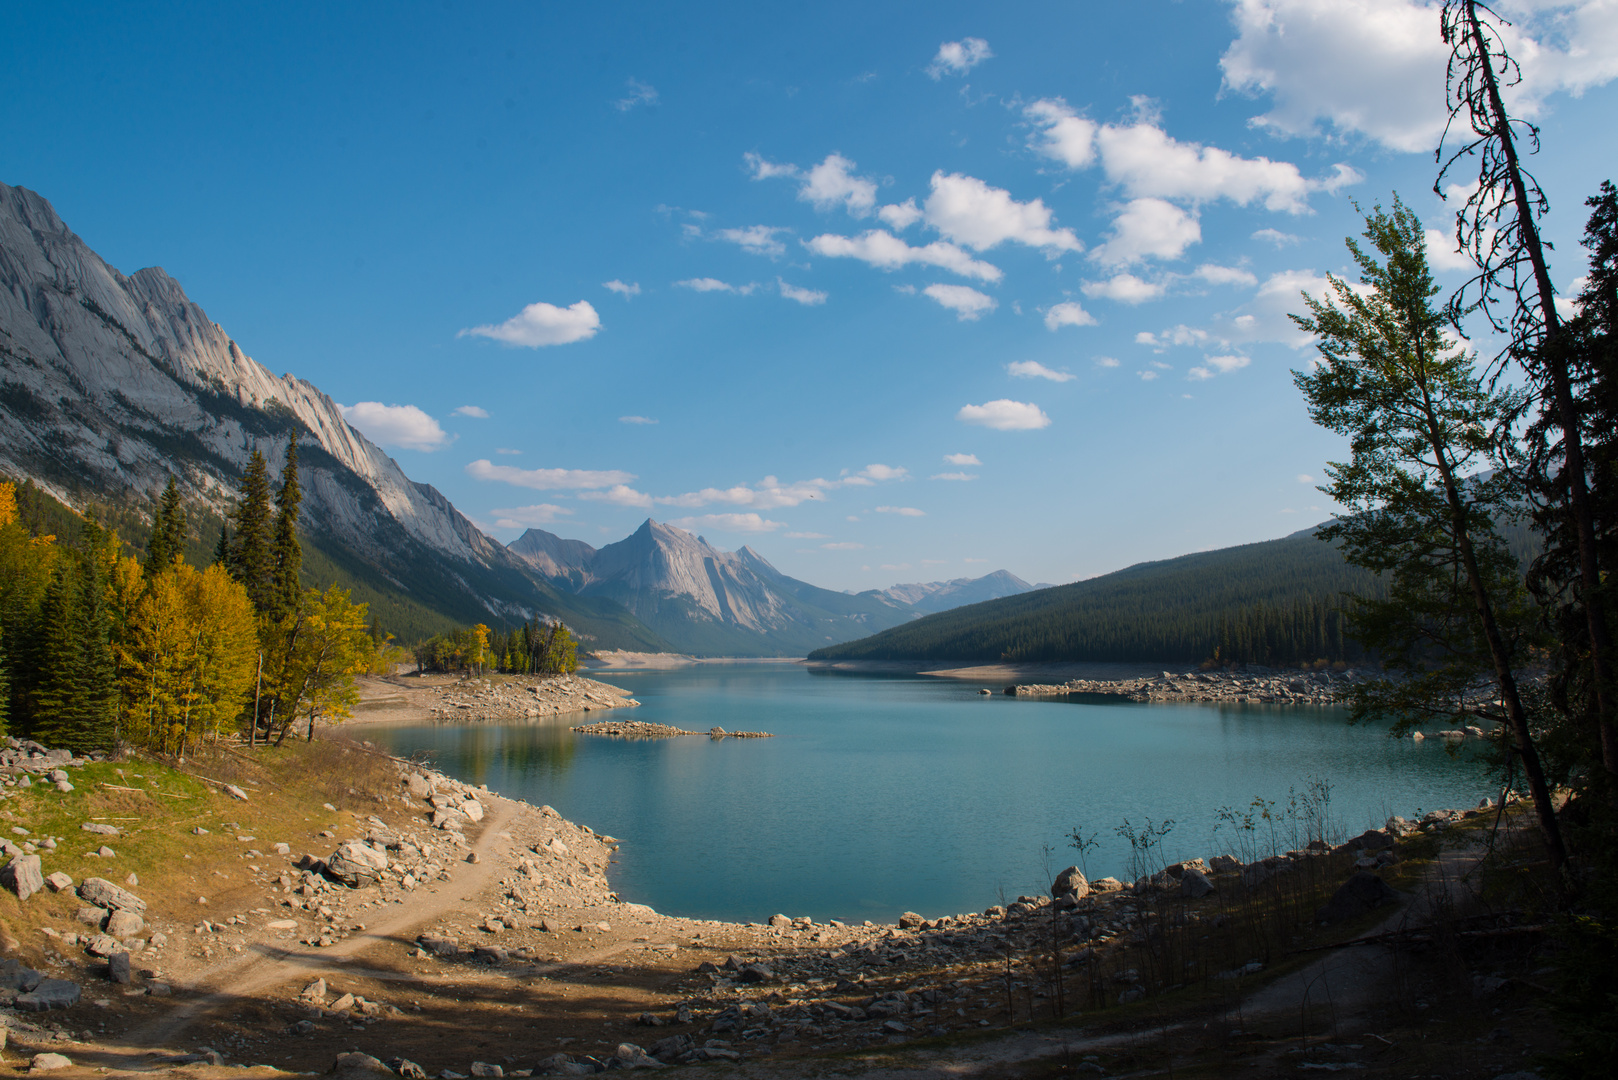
top-left (570, 721), bottom-right (774, 739)
top-left (384, 674), bottom-right (641, 722)
top-left (1008, 666), bottom-right (1358, 705)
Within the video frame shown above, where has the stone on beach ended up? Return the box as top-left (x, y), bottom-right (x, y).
top-left (1051, 865), bottom-right (1089, 898)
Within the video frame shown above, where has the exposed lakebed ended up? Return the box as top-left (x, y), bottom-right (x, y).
top-left (362, 663), bottom-right (1494, 924)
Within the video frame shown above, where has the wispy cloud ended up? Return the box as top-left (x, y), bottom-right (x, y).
top-left (805, 231), bottom-right (1002, 282)
top-left (718, 225), bottom-right (791, 258)
top-left (340, 402), bottom-right (451, 451)
top-left (492, 504), bottom-right (574, 529)
top-left (619, 415), bottom-right (658, 425)
top-left (615, 78), bottom-right (659, 111)
top-left (1007, 360), bottom-right (1075, 382)
top-left (926, 37), bottom-right (993, 79)
top-left (875, 505), bottom-right (926, 517)
top-left (1082, 273), bottom-right (1166, 305)
top-left (669, 513), bottom-right (784, 534)
top-left (778, 278), bottom-right (828, 306)
top-left (579, 484), bottom-right (655, 508)
top-left (931, 471), bottom-right (977, 481)
top-left (453, 405), bottom-right (489, 418)
top-left (676, 277), bottom-right (757, 294)
top-left (923, 283), bottom-right (997, 320)
top-left (822, 541), bottom-right (865, 550)
top-left (460, 300), bottom-right (601, 347)
top-left (785, 531), bottom-right (829, 539)
top-left (603, 280), bottom-right (642, 297)
top-left (466, 460), bottom-right (636, 490)
top-left (957, 400), bottom-right (1051, 430)
top-left (944, 453), bottom-right (981, 466)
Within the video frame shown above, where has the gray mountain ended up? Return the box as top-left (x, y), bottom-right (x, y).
top-left (866, 569), bottom-right (1036, 615)
top-left (508, 520), bottom-right (913, 655)
top-left (0, 181), bottom-right (667, 650)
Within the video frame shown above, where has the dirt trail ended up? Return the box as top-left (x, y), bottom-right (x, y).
top-left (117, 798), bottom-right (525, 1055)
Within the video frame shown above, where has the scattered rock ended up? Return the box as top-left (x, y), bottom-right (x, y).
top-left (44, 872), bottom-right (73, 893)
top-left (2, 854), bottom-right (44, 901)
top-left (388, 1060), bottom-right (428, 1080)
top-left (469, 1064), bottom-right (502, 1077)
top-left (327, 841), bottom-right (389, 887)
top-left (897, 911), bottom-right (925, 930)
top-left (108, 952), bottom-right (131, 984)
top-left (30, 1053), bottom-right (72, 1072)
top-left (225, 784), bottom-right (249, 801)
top-left (1180, 868), bottom-right (1216, 898)
top-left (78, 877), bottom-right (146, 914)
top-left (326, 1052), bottom-right (396, 1080)
top-left (105, 910), bottom-right (144, 938)
top-left (16, 979), bottom-right (82, 1011)
top-left (1316, 871), bottom-right (1400, 924)
top-left (80, 823), bottom-right (120, 836)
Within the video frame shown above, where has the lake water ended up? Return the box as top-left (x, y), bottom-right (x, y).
top-left (363, 664), bottom-right (1494, 925)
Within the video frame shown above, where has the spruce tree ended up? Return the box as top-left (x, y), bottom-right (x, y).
top-left (270, 439), bottom-right (303, 621)
top-left (145, 476), bottom-right (187, 577)
top-left (228, 450), bottom-right (275, 615)
top-left (212, 522), bottom-right (229, 567)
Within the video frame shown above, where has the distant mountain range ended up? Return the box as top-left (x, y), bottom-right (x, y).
top-left (506, 521), bottom-right (1039, 655)
top-left (0, 181), bottom-right (1035, 657)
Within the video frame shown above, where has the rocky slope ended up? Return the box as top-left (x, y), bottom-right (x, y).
top-left (0, 181), bottom-right (665, 649)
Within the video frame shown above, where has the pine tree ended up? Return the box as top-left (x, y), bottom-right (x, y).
top-left (212, 523), bottom-right (229, 568)
top-left (270, 439), bottom-right (303, 621)
top-left (145, 476), bottom-right (187, 577)
top-left (228, 450), bottom-right (275, 614)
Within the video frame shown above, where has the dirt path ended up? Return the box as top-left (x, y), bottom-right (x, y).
top-left (116, 798), bottom-right (525, 1056)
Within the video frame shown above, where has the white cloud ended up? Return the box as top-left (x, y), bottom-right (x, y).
top-left (492, 504), bottom-right (574, 529)
top-left (496, 448), bottom-right (522, 455)
top-left (805, 231), bottom-right (1002, 282)
top-left (1095, 356), bottom-right (1121, 368)
top-left (615, 78), bottom-right (659, 111)
top-left (1137, 325), bottom-right (1209, 349)
top-left (800, 154), bottom-right (879, 216)
top-left (944, 453), bottom-right (981, 465)
top-left (822, 541), bottom-right (865, 550)
top-left (1044, 300), bottom-right (1097, 330)
top-left (1082, 273), bottom-right (1166, 304)
top-left (932, 471), bottom-right (978, 481)
top-left (1007, 360), bottom-right (1076, 382)
top-left (923, 172), bottom-right (1083, 253)
top-left (453, 405), bottom-right (490, 418)
top-left (1023, 97), bottom-right (1098, 168)
top-left (778, 278), bottom-right (828, 305)
top-left (1094, 198), bottom-right (1201, 265)
top-left (957, 399), bottom-right (1052, 430)
top-left (339, 402), bottom-right (451, 452)
top-left (1220, 0), bottom-right (1618, 153)
top-left (1187, 354), bottom-right (1253, 380)
top-left (619, 415), bottom-right (658, 425)
top-left (1253, 228), bottom-right (1302, 247)
top-left (1139, 370), bottom-right (1160, 381)
top-left (676, 277), bottom-right (757, 294)
top-left (743, 152), bottom-right (800, 180)
top-left (878, 199), bottom-right (923, 230)
top-left (466, 459), bottom-right (636, 490)
top-left (460, 300), bottom-right (601, 347)
top-left (786, 531), bottom-right (829, 539)
top-left (717, 225), bottom-right (791, 258)
top-left (1423, 227), bottom-right (1475, 272)
top-left (1228, 268), bottom-right (1335, 347)
top-left (1024, 97), bottom-right (1335, 213)
top-left (1297, 473), bottom-right (1315, 483)
top-left (1194, 264), bottom-right (1259, 287)
top-left (668, 513), bottom-right (785, 534)
top-left (923, 283), bottom-right (998, 320)
top-left (603, 279), bottom-right (641, 297)
top-left (580, 484), bottom-right (656, 508)
top-left (926, 37), bottom-right (993, 79)
top-left (875, 505), bottom-right (926, 516)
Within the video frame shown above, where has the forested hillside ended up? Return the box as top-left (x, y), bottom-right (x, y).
top-left (809, 527), bottom-right (1384, 667)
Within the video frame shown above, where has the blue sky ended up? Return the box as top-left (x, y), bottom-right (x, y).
top-left (5, 1), bottom-right (1616, 590)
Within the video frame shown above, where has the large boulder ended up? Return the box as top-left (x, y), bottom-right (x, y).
top-left (1051, 866), bottom-right (1089, 899)
top-left (324, 1053), bottom-right (394, 1080)
top-left (15, 979), bottom-right (81, 1011)
top-left (2, 855), bottom-right (44, 902)
top-left (1180, 868), bottom-right (1216, 898)
top-left (1315, 871), bottom-right (1400, 924)
top-left (105, 910), bottom-right (144, 938)
top-left (326, 841), bottom-right (388, 887)
top-left (78, 877), bottom-right (146, 914)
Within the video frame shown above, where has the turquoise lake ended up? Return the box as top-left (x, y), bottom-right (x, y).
top-left (362, 664), bottom-right (1494, 925)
